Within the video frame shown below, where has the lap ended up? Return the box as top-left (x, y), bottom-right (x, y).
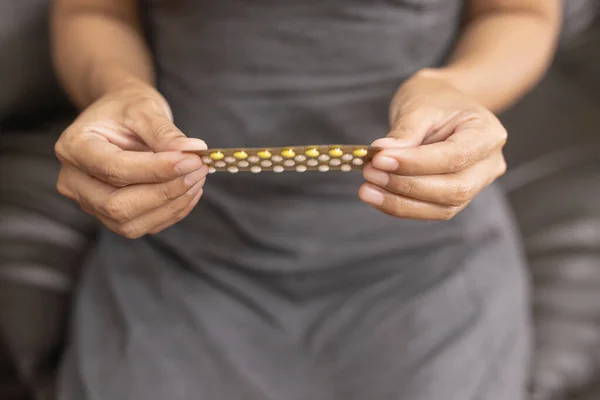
top-left (59, 193), bottom-right (530, 400)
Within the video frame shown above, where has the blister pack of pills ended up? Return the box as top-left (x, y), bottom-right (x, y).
top-left (190, 145), bottom-right (380, 174)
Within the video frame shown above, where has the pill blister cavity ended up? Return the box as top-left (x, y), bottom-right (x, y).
top-left (353, 148), bottom-right (368, 157)
top-left (227, 166), bottom-right (239, 173)
top-left (305, 148), bottom-right (319, 157)
top-left (258, 150), bottom-right (271, 159)
top-left (281, 148), bottom-right (295, 158)
top-left (250, 166), bottom-right (261, 173)
top-left (234, 151), bottom-right (248, 159)
top-left (273, 165), bottom-right (284, 173)
top-left (210, 151), bottom-right (224, 160)
top-left (296, 165), bottom-right (307, 172)
top-left (318, 165), bottom-right (330, 172)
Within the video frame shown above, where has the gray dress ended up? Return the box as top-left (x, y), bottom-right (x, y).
top-left (58, 1), bottom-right (531, 399)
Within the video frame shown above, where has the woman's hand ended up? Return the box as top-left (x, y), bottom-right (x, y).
top-left (55, 80), bottom-right (208, 238)
top-left (359, 71), bottom-right (508, 220)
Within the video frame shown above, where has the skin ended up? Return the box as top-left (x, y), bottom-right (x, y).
top-left (51, 0), bottom-right (562, 238)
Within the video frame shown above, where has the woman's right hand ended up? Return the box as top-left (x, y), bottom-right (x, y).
top-left (55, 80), bottom-right (209, 238)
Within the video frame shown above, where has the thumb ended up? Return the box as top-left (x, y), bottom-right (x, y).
top-left (127, 105), bottom-right (207, 153)
top-left (371, 112), bottom-right (430, 149)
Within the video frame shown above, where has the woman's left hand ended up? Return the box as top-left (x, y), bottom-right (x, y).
top-left (359, 70), bottom-right (508, 220)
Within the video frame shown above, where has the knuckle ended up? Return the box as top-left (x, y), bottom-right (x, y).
top-left (440, 206), bottom-right (461, 221)
top-left (451, 181), bottom-right (476, 205)
top-left (394, 176), bottom-right (416, 196)
top-left (496, 157), bottom-right (508, 177)
top-left (152, 120), bottom-right (181, 140)
top-left (448, 147), bottom-right (472, 172)
top-left (102, 197), bottom-right (134, 222)
top-left (100, 158), bottom-right (128, 186)
top-left (165, 197), bottom-right (188, 217)
top-left (116, 221), bottom-right (146, 239)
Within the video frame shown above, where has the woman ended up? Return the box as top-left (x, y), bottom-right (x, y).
top-left (51, 0), bottom-right (561, 399)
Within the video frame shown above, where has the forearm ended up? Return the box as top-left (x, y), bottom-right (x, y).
top-left (51, 0), bottom-right (154, 108)
top-left (422, 0), bottom-right (562, 113)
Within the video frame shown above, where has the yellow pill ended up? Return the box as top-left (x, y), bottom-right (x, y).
top-left (233, 151), bottom-right (248, 159)
top-left (353, 148), bottom-right (368, 157)
top-left (210, 151), bottom-right (224, 160)
top-left (329, 147), bottom-right (344, 157)
top-left (305, 148), bottom-right (320, 157)
top-left (257, 150), bottom-right (271, 159)
top-left (281, 148), bottom-right (295, 158)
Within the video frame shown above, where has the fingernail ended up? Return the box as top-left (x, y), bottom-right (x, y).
top-left (175, 156), bottom-right (203, 174)
top-left (174, 138), bottom-right (208, 151)
top-left (360, 185), bottom-right (384, 206)
top-left (373, 156), bottom-right (398, 171)
top-left (363, 167), bottom-right (389, 186)
top-left (183, 167), bottom-right (207, 186)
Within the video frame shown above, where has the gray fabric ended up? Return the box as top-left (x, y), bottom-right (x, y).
top-left (59, 2), bottom-right (530, 399)
top-left (0, 130), bottom-right (97, 400)
top-left (0, 1), bottom-right (70, 125)
top-left (500, 17), bottom-right (600, 400)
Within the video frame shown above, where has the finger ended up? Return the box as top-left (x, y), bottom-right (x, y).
top-left (148, 186), bottom-right (203, 234)
top-left (363, 154), bottom-right (505, 207)
top-left (56, 131), bottom-right (205, 186)
top-left (371, 110), bottom-right (432, 149)
top-left (371, 119), bottom-right (506, 176)
top-left (58, 162), bottom-right (208, 223)
top-left (358, 183), bottom-right (464, 220)
top-left (123, 106), bottom-right (207, 152)
top-left (100, 180), bottom-right (204, 239)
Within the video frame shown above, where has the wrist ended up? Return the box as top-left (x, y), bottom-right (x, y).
top-left (89, 64), bottom-right (155, 101)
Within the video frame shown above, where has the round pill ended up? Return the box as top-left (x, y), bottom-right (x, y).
top-left (342, 154), bottom-right (353, 161)
top-left (329, 148), bottom-right (344, 157)
top-left (234, 151), bottom-right (248, 159)
top-left (261, 160), bottom-right (272, 167)
top-left (307, 159), bottom-right (318, 167)
top-left (305, 148), bottom-right (320, 157)
top-left (283, 159), bottom-right (295, 167)
top-left (202, 156), bottom-right (212, 164)
top-left (210, 151), bottom-right (224, 160)
top-left (318, 165), bottom-right (330, 172)
top-left (227, 166), bottom-right (239, 173)
top-left (208, 166), bottom-right (216, 174)
top-left (271, 155), bottom-right (283, 162)
top-left (258, 150), bottom-right (271, 159)
top-left (273, 165), bottom-right (284, 173)
top-left (281, 148), bottom-right (295, 158)
top-left (352, 158), bottom-right (364, 166)
top-left (318, 154), bottom-right (330, 161)
top-left (250, 166), bottom-right (261, 173)
top-left (353, 148), bottom-right (368, 157)
top-left (215, 161), bottom-right (226, 168)
top-left (329, 159), bottom-right (341, 166)
top-left (294, 155), bottom-right (306, 162)
top-left (238, 160), bottom-right (249, 168)
top-left (341, 164), bottom-right (352, 172)
top-left (296, 165), bottom-right (307, 172)
top-left (248, 155), bottom-right (260, 163)
top-left (224, 156), bottom-right (236, 163)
